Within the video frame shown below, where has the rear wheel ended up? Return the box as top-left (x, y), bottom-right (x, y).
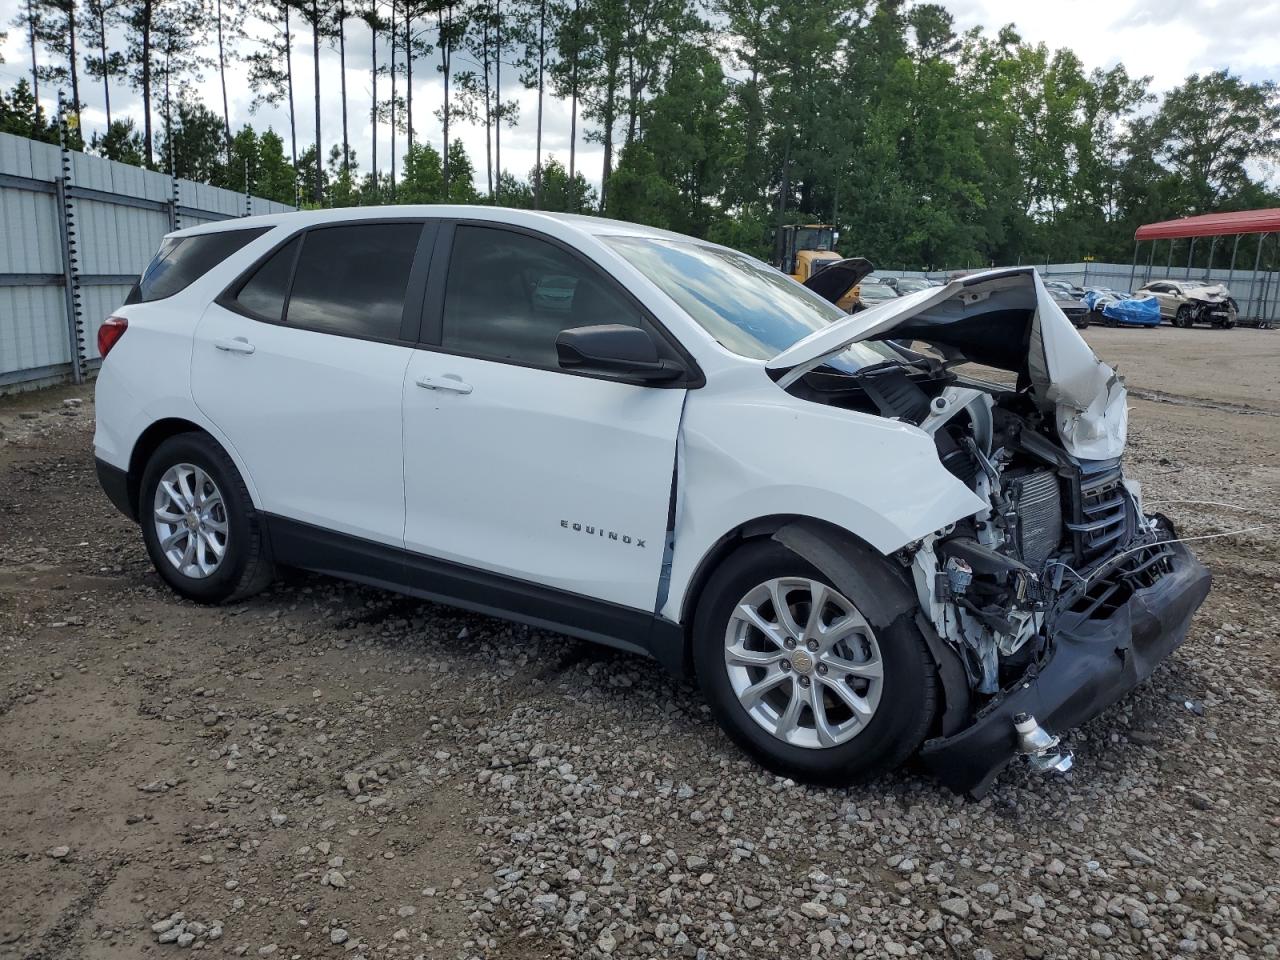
top-left (139, 433), bottom-right (274, 604)
top-left (693, 541), bottom-right (937, 786)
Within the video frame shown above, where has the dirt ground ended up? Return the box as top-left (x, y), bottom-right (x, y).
top-left (1, 326), bottom-right (1278, 960)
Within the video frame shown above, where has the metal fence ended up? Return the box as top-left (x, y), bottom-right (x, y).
top-left (0, 131), bottom-right (294, 392)
top-left (874, 260), bottom-right (1279, 326)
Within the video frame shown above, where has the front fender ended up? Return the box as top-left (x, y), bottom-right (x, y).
top-left (660, 371), bottom-right (984, 622)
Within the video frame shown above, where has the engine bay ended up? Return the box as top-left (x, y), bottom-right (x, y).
top-left (786, 356), bottom-right (1176, 700)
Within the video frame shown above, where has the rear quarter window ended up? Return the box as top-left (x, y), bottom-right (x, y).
top-left (126, 227), bottom-right (272, 303)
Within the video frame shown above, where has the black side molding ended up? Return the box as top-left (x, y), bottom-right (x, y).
top-left (264, 513), bottom-right (686, 671)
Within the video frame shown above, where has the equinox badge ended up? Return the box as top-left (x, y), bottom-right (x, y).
top-left (561, 520), bottom-right (646, 548)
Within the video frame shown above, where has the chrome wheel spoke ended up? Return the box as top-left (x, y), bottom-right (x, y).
top-left (818, 674), bottom-right (875, 721)
top-left (161, 529), bottom-right (188, 552)
top-left (823, 652), bottom-right (884, 681)
top-left (801, 582), bottom-right (832, 643)
top-left (774, 684), bottom-right (805, 739)
top-left (808, 683), bottom-right (838, 747)
top-left (818, 610), bottom-right (872, 651)
top-left (725, 575), bottom-right (883, 751)
top-left (734, 602), bottom-right (787, 645)
top-left (153, 463), bottom-right (229, 581)
top-left (725, 641), bottom-right (786, 669)
top-left (738, 668), bottom-right (789, 710)
top-left (161, 479), bottom-right (189, 513)
top-left (768, 579), bottom-right (804, 639)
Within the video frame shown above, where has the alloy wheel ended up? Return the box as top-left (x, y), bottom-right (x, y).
top-left (724, 577), bottom-right (884, 749)
top-left (152, 463), bottom-right (229, 579)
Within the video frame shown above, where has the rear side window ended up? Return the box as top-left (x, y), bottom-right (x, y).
top-left (127, 227), bottom-right (270, 303)
top-left (233, 237), bottom-right (300, 322)
top-left (285, 223), bottom-right (422, 340)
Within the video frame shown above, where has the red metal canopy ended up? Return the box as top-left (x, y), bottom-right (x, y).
top-left (1135, 208), bottom-right (1280, 241)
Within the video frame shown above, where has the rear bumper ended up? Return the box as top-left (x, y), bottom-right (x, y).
top-left (919, 541), bottom-right (1211, 796)
top-left (96, 456), bottom-right (135, 520)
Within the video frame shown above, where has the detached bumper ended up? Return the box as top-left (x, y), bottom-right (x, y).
top-left (919, 541), bottom-right (1211, 796)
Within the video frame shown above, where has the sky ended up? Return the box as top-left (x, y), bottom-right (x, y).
top-left (1, 0), bottom-right (1278, 196)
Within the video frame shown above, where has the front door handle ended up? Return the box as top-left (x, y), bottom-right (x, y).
top-left (416, 374), bottom-right (473, 395)
top-left (214, 336), bottom-right (256, 355)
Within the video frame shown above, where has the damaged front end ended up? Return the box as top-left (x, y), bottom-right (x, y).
top-left (774, 267), bottom-right (1212, 795)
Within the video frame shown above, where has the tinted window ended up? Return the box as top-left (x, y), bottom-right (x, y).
top-left (286, 223), bottom-right (422, 340)
top-left (442, 226), bottom-right (649, 367)
top-left (233, 237), bottom-right (300, 321)
top-left (128, 227), bottom-right (270, 303)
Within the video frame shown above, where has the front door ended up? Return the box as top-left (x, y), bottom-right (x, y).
top-left (192, 220), bottom-right (431, 546)
top-left (402, 224), bottom-right (687, 612)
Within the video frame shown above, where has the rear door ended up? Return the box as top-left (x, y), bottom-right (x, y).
top-left (191, 220), bottom-right (433, 546)
top-left (401, 222), bottom-right (688, 612)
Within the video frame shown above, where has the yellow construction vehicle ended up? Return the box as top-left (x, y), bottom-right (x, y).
top-left (775, 224), bottom-right (843, 283)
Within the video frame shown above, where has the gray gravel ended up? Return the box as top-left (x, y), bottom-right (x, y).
top-left (1, 365), bottom-right (1279, 959)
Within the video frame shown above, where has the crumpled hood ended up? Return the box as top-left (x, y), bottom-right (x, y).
top-left (1189, 283), bottom-right (1230, 302)
top-left (769, 267), bottom-right (1128, 460)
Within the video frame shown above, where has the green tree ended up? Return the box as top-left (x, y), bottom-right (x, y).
top-left (1146, 70), bottom-right (1280, 211)
top-left (399, 141), bottom-right (445, 201)
top-left (158, 98), bottom-right (225, 181)
top-left (91, 116), bottom-right (146, 163)
top-left (0, 78), bottom-right (59, 142)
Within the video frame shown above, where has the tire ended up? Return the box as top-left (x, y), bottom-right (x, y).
top-left (1175, 305), bottom-right (1194, 328)
top-left (692, 540), bottom-right (937, 786)
top-left (139, 432), bottom-right (275, 604)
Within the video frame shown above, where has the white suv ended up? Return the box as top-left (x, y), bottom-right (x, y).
top-left (95, 207), bottom-right (1210, 795)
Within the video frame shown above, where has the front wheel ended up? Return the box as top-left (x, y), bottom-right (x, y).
top-left (1175, 304), bottom-right (1194, 328)
top-left (692, 541), bottom-right (937, 786)
top-left (139, 432), bottom-right (275, 604)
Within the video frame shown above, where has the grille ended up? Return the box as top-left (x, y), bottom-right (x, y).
top-left (1068, 463), bottom-right (1132, 564)
top-left (1008, 470), bottom-right (1063, 568)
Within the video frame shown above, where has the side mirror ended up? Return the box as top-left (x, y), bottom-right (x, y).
top-left (556, 324), bottom-right (685, 382)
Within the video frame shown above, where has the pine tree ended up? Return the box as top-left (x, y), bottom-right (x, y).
top-left (246, 0), bottom-right (299, 194)
top-left (84, 0), bottom-right (127, 128)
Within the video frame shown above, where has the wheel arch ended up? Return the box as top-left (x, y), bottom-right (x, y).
top-left (673, 514), bottom-right (968, 737)
top-left (127, 419), bottom-right (226, 518)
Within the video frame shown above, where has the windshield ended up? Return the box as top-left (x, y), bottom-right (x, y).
top-left (604, 236), bottom-right (898, 371)
top-left (896, 279), bottom-right (931, 293)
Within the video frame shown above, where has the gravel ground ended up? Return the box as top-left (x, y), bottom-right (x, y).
top-left (1, 326), bottom-right (1278, 960)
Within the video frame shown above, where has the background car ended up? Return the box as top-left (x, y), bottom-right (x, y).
top-left (1137, 279), bottom-right (1238, 328)
top-left (885, 277), bottom-right (938, 295)
top-left (853, 279), bottom-right (901, 310)
top-left (1044, 279), bottom-right (1087, 299)
top-left (1046, 286), bottom-right (1090, 328)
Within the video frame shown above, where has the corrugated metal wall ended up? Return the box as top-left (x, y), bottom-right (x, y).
top-left (0, 131), bottom-right (294, 389)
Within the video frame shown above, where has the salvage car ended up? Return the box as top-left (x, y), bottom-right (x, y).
top-left (1137, 279), bottom-right (1238, 328)
top-left (1046, 286), bottom-right (1090, 329)
top-left (885, 277), bottom-right (939, 295)
top-left (94, 208), bottom-right (1211, 796)
top-left (853, 278), bottom-right (901, 310)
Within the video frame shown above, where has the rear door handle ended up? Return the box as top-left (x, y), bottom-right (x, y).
top-left (416, 374), bottom-right (473, 395)
top-left (214, 336), bottom-right (255, 355)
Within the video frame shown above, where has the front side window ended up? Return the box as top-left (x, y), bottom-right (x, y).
top-left (442, 226), bottom-right (650, 367)
top-left (604, 236), bottom-right (897, 371)
top-left (286, 223), bottom-right (422, 340)
top-left (128, 227), bottom-right (270, 303)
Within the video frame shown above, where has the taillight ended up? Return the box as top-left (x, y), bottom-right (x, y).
top-left (98, 316), bottom-right (128, 358)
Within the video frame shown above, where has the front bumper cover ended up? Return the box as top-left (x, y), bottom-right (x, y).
top-left (919, 541), bottom-right (1211, 796)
